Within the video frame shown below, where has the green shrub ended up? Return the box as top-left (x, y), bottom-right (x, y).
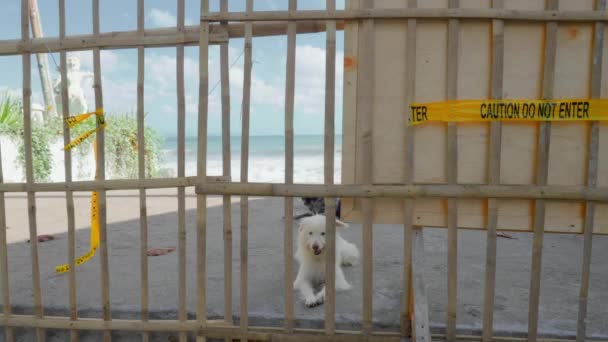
top-left (0, 95), bottom-right (167, 181)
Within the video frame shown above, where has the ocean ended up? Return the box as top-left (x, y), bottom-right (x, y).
top-left (161, 135), bottom-right (342, 184)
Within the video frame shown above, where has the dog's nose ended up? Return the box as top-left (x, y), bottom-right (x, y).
top-left (312, 244), bottom-right (319, 251)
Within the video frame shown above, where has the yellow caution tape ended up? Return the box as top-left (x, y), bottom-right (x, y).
top-left (64, 109), bottom-right (106, 150)
top-left (408, 99), bottom-right (608, 125)
top-left (54, 191), bottom-right (100, 273)
top-left (55, 111), bottom-right (105, 274)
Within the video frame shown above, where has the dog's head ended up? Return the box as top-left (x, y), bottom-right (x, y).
top-left (297, 215), bottom-right (349, 256)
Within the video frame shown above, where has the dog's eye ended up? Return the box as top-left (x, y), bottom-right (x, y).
top-left (309, 232), bottom-right (312, 235)
top-left (321, 232), bottom-right (325, 236)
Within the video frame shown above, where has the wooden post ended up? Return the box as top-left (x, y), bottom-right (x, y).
top-left (412, 228), bottom-right (431, 342)
top-left (359, 0), bottom-right (375, 335)
top-left (176, 0), bottom-right (187, 341)
top-left (92, 0), bottom-right (111, 341)
top-left (219, 0), bottom-right (233, 330)
top-left (240, 1), bottom-right (253, 341)
top-left (324, 0), bottom-right (337, 335)
top-left (446, 1), bottom-right (460, 340)
top-left (136, 1), bottom-right (149, 341)
top-left (576, 0), bottom-right (605, 340)
top-left (197, 1), bottom-right (210, 340)
top-left (283, 0), bottom-right (297, 333)
top-left (58, 1), bottom-right (78, 341)
top-left (0, 51), bottom-right (13, 341)
top-left (528, 1), bottom-right (558, 340)
top-left (402, 0), bottom-right (417, 337)
top-left (482, 1), bottom-right (504, 341)
top-left (21, 1), bottom-right (44, 340)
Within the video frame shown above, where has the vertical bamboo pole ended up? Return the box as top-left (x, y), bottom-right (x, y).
top-left (197, 1), bottom-right (210, 340)
top-left (219, 0), bottom-right (233, 328)
top-left (412, 228), bottom-right (432, 342)
top-left (323, 0), bottom-right (337, 336)
top-left (528, 1), bottom-right (558, 340)
top-left (445, 1), bottom-right (460, 340)
top-left (92, 1), bottom-right (111, 341)
top-left (359, 0), bottom-right (375, 335)
top-left (0, 35), bottom-right (13, 342)
top-left (576, 0), bottom-right (605, 340)
top-left (176, 0), bottom-right (187, 341)
top-left (240, 1), bottom-right (253, 341)
top-left (283, 0), bottom-right (297, 333)
top-left (482, 1), bottom-right (504, 341)
top-left (58, 1), bottom-right (78, 341)
top-left (21, 1), bottom-right (44, 340)
top-left (28, 0), bottom-right (57, 120)
top-left (402, 0), bottom-right (417, 337)
top-left (136, 1), bottom-right (149, 341)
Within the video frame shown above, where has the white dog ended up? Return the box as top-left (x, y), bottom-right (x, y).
top-left (293, 215), bottom-right (360, 307)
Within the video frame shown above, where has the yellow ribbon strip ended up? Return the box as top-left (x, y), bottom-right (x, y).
top-left (55, 111), bottom-right (105, 274)
top-left (64, 108), bottom-right (106, 150)
top-left (408, 99), bottom-right (608, 125)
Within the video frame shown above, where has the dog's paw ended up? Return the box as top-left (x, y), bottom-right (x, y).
top-left (305, 296), bottom-right (323, 308)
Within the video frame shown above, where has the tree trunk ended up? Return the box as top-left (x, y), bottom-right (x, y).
top-left (29, 0), bottom-right (58, 121)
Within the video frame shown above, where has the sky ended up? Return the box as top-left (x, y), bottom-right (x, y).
top-left (0, 0), bottom-right (346, 137)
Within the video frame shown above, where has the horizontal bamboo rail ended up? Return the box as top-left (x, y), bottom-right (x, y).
top-left (201, 8), bottom-right (608, 22)
top-left (196, 183), bottom-right (608, 201)
top-left (1, 314), bottom-right (606, 342)
top-left (0, 21), bottom-right (343, 56)
top-left (0, 176), bottom-right (226, 192)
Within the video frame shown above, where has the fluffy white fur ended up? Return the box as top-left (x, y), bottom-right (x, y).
top-left (293, 215), bottom-right (360, 307)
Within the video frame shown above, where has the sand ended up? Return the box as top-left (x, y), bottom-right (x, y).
top-left (0, 190), bottom-right (607, 341)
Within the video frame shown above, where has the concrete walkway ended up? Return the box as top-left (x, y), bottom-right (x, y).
top-left (1, 195), bottom-right (606, 341)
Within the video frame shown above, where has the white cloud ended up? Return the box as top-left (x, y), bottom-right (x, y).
top-left (148, 8), bottom-right (176, 28)
top-left (294, 45), bottom-right (344, 115)
top-left (69, 50), bottom-right (121, 74)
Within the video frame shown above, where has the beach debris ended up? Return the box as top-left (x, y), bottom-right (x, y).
top-left (147, 247), bottom-right (176, 257)
top-left (27, 234), bottom-right (55, 243)
top-left (497, 232), bottom-right (516, 239)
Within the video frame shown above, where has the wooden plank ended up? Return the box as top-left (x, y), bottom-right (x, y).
top-left (576, 0), bottom-right (605, 340)
top-left (446, 1), bottom-right (460, 340)
top-left (218, 0), bottom-right (233, 329)
top-left (324, 0), bottom-right (337, 335)
top-left (283, 0), bottom-right (297, 333)
top-left (58, 1), bottom-right (78, 341)
top-left (136, 1), bottom-right (149, 341)
top-left (196, 183), bottom-right (608, 202)
top-left (92, 1), bottom-right (111, 341)
top-left (402, 0), bottom-right (417, 336)
top-left (412, 228), bottom-right (431, 342)
top-left (176, 1), bottom-right (187, 341)
top-left (0, 22), bottom-right (342, 56)
top-left (483, 1), bottom-right (504, 341)
top-left (359, 0), bottom-right (375, 335)
top-left (201, 8), bottom-right (608, 22)
top-left (0, 176), bottom-right (225, 192)
top-left (21, 1), bottom-right (44, 341)
top-left (197, 1), bottom-right (210, 341)
top-left (528, 1), bottom-right (558, 339)
top-left (239, 1), bottom-right (253, 341)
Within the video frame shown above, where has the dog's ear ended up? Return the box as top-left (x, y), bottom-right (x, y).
top-left (335, 218), bottom-right (349, 229)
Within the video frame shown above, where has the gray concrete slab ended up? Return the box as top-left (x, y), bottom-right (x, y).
top-left (1, 197), bottom-right (607, 341)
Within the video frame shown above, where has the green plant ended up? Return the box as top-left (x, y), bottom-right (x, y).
top-left (0, 96), bottom-right (167, 181)
top-left (0, 92), bottom-right (22, 133)
top-left (16, 123), bottom-right (54, 182)
top-left (69, 111), bottom-right (168, 179)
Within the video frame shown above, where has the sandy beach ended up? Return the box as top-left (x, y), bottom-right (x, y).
top-left (1, 190), bottom-right (607, 341)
